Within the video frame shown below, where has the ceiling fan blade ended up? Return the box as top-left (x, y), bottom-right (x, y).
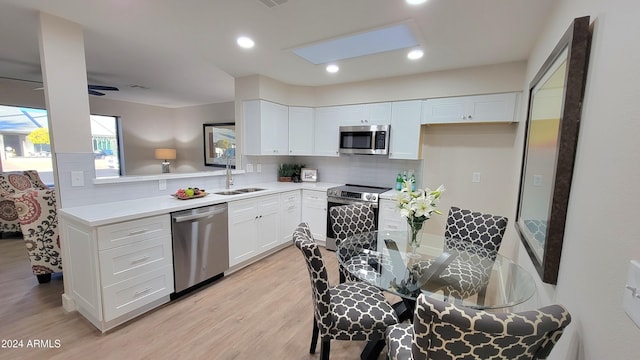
top-left (88, 85), bottom-right (119, 91)
top-left (88, 89), bottom-right (106, 96)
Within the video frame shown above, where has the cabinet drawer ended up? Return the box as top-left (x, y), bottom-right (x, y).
top-left (99, 235), bottom-right (172, 286)
top-left (97, 215), bottom-right (171, 250)
top-left (280, 191), bottom-right (300, 206)
top-left (302, 190), bottom-right (326, 205)
top-left (102, 265), bottom-right (173, 322)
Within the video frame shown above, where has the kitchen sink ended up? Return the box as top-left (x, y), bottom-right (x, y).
top-left (214, 190), bottom-right (243, 196)
top-left (235, 187), bottom-right (266, 193)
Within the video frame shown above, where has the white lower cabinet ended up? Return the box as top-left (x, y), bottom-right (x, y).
top-left (301, 189), bottom-right (327, 241)
top-left (378, 198), bottom-right (405, 232)
top-left (60, 214), bottom-right (173, 332)
top-left (279, 190), bottom-right (301, 244)
top-left (228, 194), bottom-right (280, 267)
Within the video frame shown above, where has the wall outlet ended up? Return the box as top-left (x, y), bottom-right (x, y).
top-left (472, 172), bottom-right (481, 183)
top-left (246, 163), bottom-right (254, 173)
top-left (71, 171), bottom-right (84, 187)
top-left (533, 175), bottom-right (543, 186)
top-left (256, 164), bottom-right (262, 173)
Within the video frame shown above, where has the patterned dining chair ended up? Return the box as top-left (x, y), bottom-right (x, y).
top-left (12, 188), bottom-right (62, 283)
top-left (329, 203), bottom-right (376, 283)
top-left (417, 206), bottom-right (508, 303)
top-left (292, 222), bottom-right (398, 360)
top-left (386, 294), bottom-right (572, 360)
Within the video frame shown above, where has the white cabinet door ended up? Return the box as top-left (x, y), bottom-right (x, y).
top-left (243, 100), bottom-right (289, 155)
top-left (301, 189), bottom-right (327, 241)
top-left (338, 104), bottom-right (366, 126)
top-left (314, 107), bottom-right (341, 157)
top-left (228, 199), bottom-right (259, 267)
top-left (229, 195), bottom-right (281, 266)
top-left (422, 93), bottom-right (518, 124)
top-left (364, 102), bottom-right (392, 125)
top-left (421, 97), bottom-right (467, 124)
top-left (279, 190), bottom-right (301, 244)
top-left (467, 93), bottom-right (518, 123)
top-left (378, 198), bottom-right (405, 232)
top-left (257, 195), bottom-right (280, 251)
top-left (339, 103), bottom-right (391, 125)
top-left (288, 106), bottom-right (315, 155)
top-left (389, 100), bottom-right (422, 160)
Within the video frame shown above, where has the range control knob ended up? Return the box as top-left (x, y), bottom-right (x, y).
top-left (365, 194), bottom-right (373, 201)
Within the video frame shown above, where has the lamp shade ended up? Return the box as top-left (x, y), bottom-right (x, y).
top-left (154, 148), bottom-right (176, 160)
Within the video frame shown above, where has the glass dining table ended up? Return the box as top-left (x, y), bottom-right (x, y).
top-left (336, 230), bottom-right (537, 314)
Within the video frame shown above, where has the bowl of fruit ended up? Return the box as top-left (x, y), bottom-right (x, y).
top-left (172, 187), bottom-right (208, 200)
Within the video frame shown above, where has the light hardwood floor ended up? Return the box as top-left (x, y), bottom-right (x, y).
top-left (0, 237), bottom-right (390, 360)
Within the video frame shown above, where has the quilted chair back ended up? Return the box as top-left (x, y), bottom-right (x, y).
top-left (330, 203), bottom-right (376, 283)
top-left (0, 171), bottom-right (48, 234)
top-left (444, 206), bottom-right (508, 259)
top-left (412, 294), bottom-right (572, 360)
top-left (12, 189), bottom-right (62, 280)
top-left (292, 222), bottom-right (332, 336)
top-left (329, 203), bottom-right (376, 242)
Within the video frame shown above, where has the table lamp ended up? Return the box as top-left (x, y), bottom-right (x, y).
top-left (154, 148), bottom-right (176, 173)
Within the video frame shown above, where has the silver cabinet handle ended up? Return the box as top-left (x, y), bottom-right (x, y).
top-left (130, 255), bottom-right (150, 264)
top-left (134, 287), bottom-right (152, 297)
top-left (128, 229), bottom-right (148, 236)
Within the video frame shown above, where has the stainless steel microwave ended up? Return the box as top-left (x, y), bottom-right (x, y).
top-left (338, 124), bottom-right (390, 155)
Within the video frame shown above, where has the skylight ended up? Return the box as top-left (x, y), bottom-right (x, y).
top-left (292, 23), bottom-right (419, 65)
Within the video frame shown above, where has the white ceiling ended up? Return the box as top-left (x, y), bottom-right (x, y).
top-left (0, 0), bottom-right (555, 108)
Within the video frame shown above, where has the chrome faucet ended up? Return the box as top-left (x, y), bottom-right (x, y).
top-left (225, 155), bottom-right (233, 189)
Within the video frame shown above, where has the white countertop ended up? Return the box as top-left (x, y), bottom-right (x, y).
top-left (59, 181), bottom-right (340, 227)
top-left (380, 189), bottom-right (399, 200)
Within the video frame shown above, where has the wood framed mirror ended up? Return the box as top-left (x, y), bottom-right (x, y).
top-left (203, 123), bottom-right (236, 168)
top-left (515, 16), bottom-right (592, 284)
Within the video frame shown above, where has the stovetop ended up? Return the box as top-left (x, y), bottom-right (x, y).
top-left (327, 184), bottom-right (392, 202)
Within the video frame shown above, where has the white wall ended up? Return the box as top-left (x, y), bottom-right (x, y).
top-left (515, 0), bottom-right (640, 359)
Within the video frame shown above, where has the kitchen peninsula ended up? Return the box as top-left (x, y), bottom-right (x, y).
top-left (59, 181), bottom-right (339, 332)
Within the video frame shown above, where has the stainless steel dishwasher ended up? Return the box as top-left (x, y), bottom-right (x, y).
top-left (171, 203), bottom-right (229, 297)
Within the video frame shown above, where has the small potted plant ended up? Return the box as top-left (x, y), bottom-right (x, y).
top-left (278, 164), bottom-right (294, 182)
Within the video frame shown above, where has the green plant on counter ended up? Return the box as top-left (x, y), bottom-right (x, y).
top-left (278, 163), bottom-right (295, 177)
top-left (278, 163), bottom-right (306, 180)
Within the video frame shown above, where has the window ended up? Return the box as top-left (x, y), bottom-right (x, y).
top-left (0, 104), bottom-right (122, 183)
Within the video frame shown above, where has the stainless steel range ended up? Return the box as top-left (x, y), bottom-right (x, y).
top-left (325, 184), bottom-right (392, 251)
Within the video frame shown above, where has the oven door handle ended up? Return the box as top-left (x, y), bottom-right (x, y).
top-left (327, 198), bottom-right (378, 207)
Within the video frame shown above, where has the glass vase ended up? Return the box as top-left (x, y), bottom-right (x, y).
top-left (407, 218), bottom-right (425, 260)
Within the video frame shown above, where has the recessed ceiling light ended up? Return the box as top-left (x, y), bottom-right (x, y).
top-left (237, 36), bottom-right (255, 49)
top-left (326, 64), bottom-right (339, 73)
top-left (406, 0), bottom-right (427, 5)
top-left (407, 49), bottom-right (424, 60)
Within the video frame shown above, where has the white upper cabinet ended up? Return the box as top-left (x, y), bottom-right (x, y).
top-left (389, 100), bottom-right (422, 160)
top-left (243, 100), bottom-right (289, 155)
top-left (314, 106), bottom-right (341, 157)
top-left (422, 92), bottom-right (519, 124)
top-left (288, 106), bottom-right (315, 156)
top-left (340, 103), bottom-right (391, 126)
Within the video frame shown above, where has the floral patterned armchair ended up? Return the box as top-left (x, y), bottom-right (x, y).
top-left (12, 188), bottom-right (62, 283)
top-left (0, 171), bottom-right (49, 236)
